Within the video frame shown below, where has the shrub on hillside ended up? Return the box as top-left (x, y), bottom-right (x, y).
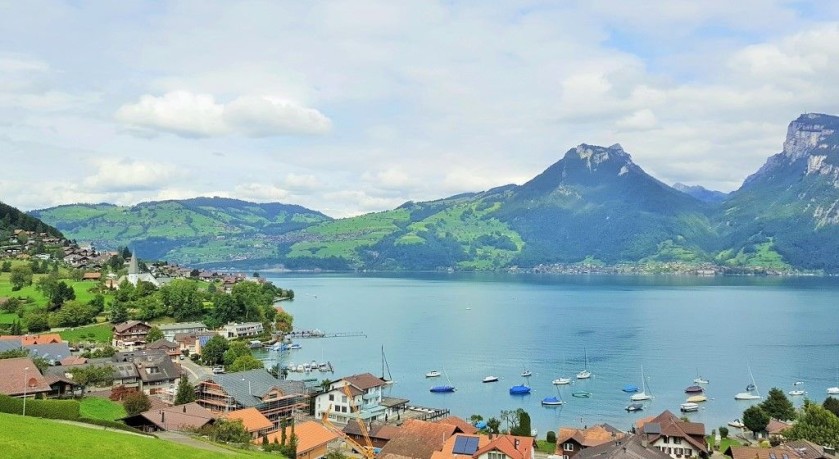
top-left (0, 394), bottom-right (81, 420)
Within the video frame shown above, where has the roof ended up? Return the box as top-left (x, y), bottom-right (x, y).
top-left (437, 416), bottom-right (478, 435)
top-left (786, 440), bottom-right (835, 459)
top-left (206, 369), bottom-right (305, 407)
top-left (1, 333), bottom-right (63, 345)
top-left (575, 434), bottom-right (672, 459)
top-left (159, 322), bottom-right (208, 331)
top-left (134, 354), bottom-right (181, 383)
top-left (381, 396), bottom-right (410, 408)
top-left (725, 443), bottom-right (833, 459)
top-left (342, 373), bottom-right (387, 390)
top-left (113, 321), bottom-right (150, 334)
top-left (82, 272), bottom-right (102, 280)
top-left (43, 374), bottom-right (81, 387)
top-left (379, 419), bottom-right (458, 459)
top-left (263, 420), bottom-right (339, 453)
top-left (431, 434), bottom-right (492, 459)
top-left (557, 424), bottom-right (626, 448)
top-left (768, 419), bottom-right (792, 435)
top-left (0, 358), bottom-right (52, 396)
top-left (25, 343), bottom-right (71, 362)
top-left (121, 402), bottom-right (215, 431)
top-left (225, 407), bottom-right (273, 432)
top-left (0, 339), bottom-right (23, 353)
top-left (344, 421), bottom-right (401, 441)
top-left (639, 411), bottom-right (706, 454)
top-left (474, 435), bottom-right (534, 459)
top-left (146, 339), bottom-right (179, 350)
top-left (60, 355), bottom-right (88, 366)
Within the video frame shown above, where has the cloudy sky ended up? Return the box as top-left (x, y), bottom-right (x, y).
top-left (2, 1), bottom-right (839, 217)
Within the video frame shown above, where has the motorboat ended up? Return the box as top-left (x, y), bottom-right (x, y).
top-left (789, 389), bottom-right (806, 396)
top-left (625, 403), bottom-right (644, 412)
top-left (553, 377), bottom-right (571, 385)
top-left (288, 343), bottom-right (302, 350)
top-left (686, 394), bottom-right (707, 403)
top-left (680, 402), bottom-right (700, 412)
top-left (509, 384), bottom-right (531, 395)
top-left (249, 340), bottom-right (263, 349)
top-left (728, 419), bottom-right (744, 428)
top-left (622, 384), bottom-right (639, 393)
top-left (572, 390), bottom-right (591, 398)
top-left (684, 385), bottom-right (704, 393)
top-left (483, 376), bottom-right (499, 383)
top-left (828, 387), bottom-right (839, 395)
top-left (426, 370), bottom-right (441, 378)
top-left (521, 370), bottom-right (532, 378)
top-left (693, 369), bottom-right (709, 385)
top-left (541, 396), bottom-right (565, 406)
top-left (430, 385), bottom-right (455, 393)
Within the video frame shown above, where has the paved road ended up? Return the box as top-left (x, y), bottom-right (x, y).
top-left (180, 358), bottom-right (212, 382)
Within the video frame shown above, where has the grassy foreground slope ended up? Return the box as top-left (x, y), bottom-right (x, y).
top-left (0, 413), bottom-right (269, 459)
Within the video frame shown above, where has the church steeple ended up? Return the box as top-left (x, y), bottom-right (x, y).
top-left (128, 252), bottom-right (139, 275)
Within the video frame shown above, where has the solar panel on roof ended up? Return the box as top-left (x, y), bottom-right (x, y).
top-left (452, 436), bottom-right (480, 455)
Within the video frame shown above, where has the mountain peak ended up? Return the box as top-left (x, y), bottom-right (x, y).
top-left (782, 113), bottom-right (839, 161)
top-left (566, 143), bottom-right (634, 168)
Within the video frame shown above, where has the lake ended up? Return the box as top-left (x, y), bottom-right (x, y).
top-left (258, 272), bottom-right (839, 436)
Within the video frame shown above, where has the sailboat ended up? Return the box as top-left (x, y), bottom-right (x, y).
top-left (734, 364), bottom-right (761, 400)
top-left (576, 348), bottom-right (592, 379)
top-left (630, 366), bottom-right (652, 401)
top-left (430, 369), bottom-right (456, 393)
top-left (788, 382), bottom-right (806, 397)
top-left (693, 368), bottom-right (709, 384)
top-left (541, 386), bottom-right (565, 406)
top-left (381, 345), bottom-right (394, 385)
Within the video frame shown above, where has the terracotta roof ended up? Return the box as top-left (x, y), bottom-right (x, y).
top-left (767, 419), bottom-right (792, 435)
top-left (113, 321), bottom-right (150, 334)
top-left (786, 440), bottom-right (836, 459)
top-left (0, 333), bottom-right (63, 345)
top-left (557, 424), bottom-right (626, 449)
top-left (437, 416), bottom-right (478, 435)
top-left (60, 356), bottom-right (88, 366)
top-left (474, 435), bottom-right (534, 459)
top-left (343, 372), bottom-right (387, 390)
top-left (0, 358), bottom-right (52, 396)
top-left (262, 420), bottom-right (340, 453)
top-left (726, 444), bottom-right (827, 459)
top-left (379, 419), bottom-right (458, 459)
top-left (431, 434), bottom-right (492, 459)
top-left (225, 407), bottom-right (273, 432)
top-left (82, 272), bottom-right (102, 280)
top-left (575, 434), bottom-right (672, 459)
top-left (344, 421), bottom-right (401, 440)
top-left (639, 410), bottom-right (707, 454)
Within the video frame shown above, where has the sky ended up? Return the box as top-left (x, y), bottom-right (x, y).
top-left (2, 1), bottom-right (839, 218)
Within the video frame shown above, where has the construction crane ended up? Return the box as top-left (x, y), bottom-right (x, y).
top-left (319, 383), bottom-right (375, 459)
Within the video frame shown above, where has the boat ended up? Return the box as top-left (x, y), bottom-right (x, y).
top-left (288, 343), bottom-right (302, 350)
top-left (426, 370), bottom-right (441, 378)
top-left (430, 370), bottom-right (456, 393)
top-left (622, 384), bottom-right (639, 393)
top-left (521, 369), bottom-right (532, 378)
top-left (828, 367), bottom-right (839, 395)
top-left (693, 368), bottom-right (709, 384)
top-left (735, 365), bottom-right (761, 400)
top-left (483, 376), bottom-right (499, 383)
top-left (553, 377), bottom-right (571, 385)
top-left (630, 366), bottom-right (653, 401)
top-left (572, 390), bottom-right (592, 398)
top-left (509, 384), bottom-right (531, 395)
top-left (542, 386), bottom-right (565, 406)
top-left (686, 394), bottom-right (707, 403)
top-left (794, 381), bottom-right (804, 385)
top-left (576, 348), bottom-right (592, 379)
top-left (789, 389), bottom-right (806, 396)
top-left (728, 419), bottom-right (745, 428)
top-left (625, 402), bottom-right (644, 412)
top-left (684, 385), bottom-right (704, 394)
top-left (680, 402), bottom-right (700, 412)
top-left (381, 346), bottom-right (394, 385)
top-left (249, 340), bottom-right (263, 349)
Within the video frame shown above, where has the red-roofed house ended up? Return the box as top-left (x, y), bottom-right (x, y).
top-left (474, 435), bottom-right (535, 459)
top-left (637, 410), bottom-right (707, 459)
top-left (556, 424), bottom-right (626, 458)
top-left (261, 420), bottom-right (340, 459)
top-left (0, 333), bottom-right (63, 345)
top-left (225, 407), bottom-right (274, 439)
top-left (438, 416), bottom-right (479, 435)
top-left (379, 419), bottom-right (458, 459)
top-left (0, 357), bottom-right (52, 397)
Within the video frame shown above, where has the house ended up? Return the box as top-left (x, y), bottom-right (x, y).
top-left (120, 402), bottom-right (216, 432)
top-left (262, 420), bottom-right (340, 459)
top-left (636, 411), bottom-right (707, 459)
top-left (42, 374), bottom-right (82, 398)
top-left (379, 419), bottom-right (458, 459)
top-left (115, 349), bottom-right (182, 394)
top-left (438, 416), bottom-right (479, 435)
top-left (173, 332), bottom-right (217, 356)
top-left (222, 322), bottom-right (264, 339)
top-left (726, 440), bottom-right (837, 459)
top-left (574, 434), bottom-right (672, 459)
top-left (195, 369), bottom-right (307, 430)
top-left (25, 342), bottom-right (72, 364)
top-left (112, 320), bottom-right (152, 350)
top-left (473, 434), bottom-right (535, 459)
top-left (430, 433), bottom-right (492, 459)
top-left (767, 419), bottom-right (792, 439)
top-left (0, 357), bottom-right (52, 397)
top-left (0, 333), bottom-right (63, 345)
top-left (343, 421), bottom-right (401, 449)
top-left (82, 272), bottom-right (102, 281)
top-left (145, 339), bottom-right (182, 361)
top-left (314, 372), bottom-right (390, 424)
top-left (159, 322), bottom-right (208, 341)
top-left (225, 407), bottom-right (274, 439)
top-left (556, 424), bottom-right (626, 459)
top-left (45, 358), bottom-right (141, 391)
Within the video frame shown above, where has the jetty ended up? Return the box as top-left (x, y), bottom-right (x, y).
top-left (284, 330), bottom-right (367, 339)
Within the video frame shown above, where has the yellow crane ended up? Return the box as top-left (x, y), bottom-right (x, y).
top-left (319, 383), bottom-right (376, 459)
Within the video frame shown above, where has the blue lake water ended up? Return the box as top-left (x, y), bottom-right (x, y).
top-left (259, 273), bottom-right (839, 436)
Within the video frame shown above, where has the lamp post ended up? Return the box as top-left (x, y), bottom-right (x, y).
top-left (22, 366), bottom-right (29, 416)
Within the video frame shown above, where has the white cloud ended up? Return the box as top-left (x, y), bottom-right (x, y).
top-left (281, 173), bottom-right (322, 192)
top-left (615, 109), bottom-right (657, 131)
top-left (115, 91), bottom-right (331, 138)
top-left (232, 183), bottom-right (291, 202)
top-left (82, 159), bottom-right (183, 192)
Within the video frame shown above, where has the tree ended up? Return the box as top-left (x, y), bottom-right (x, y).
top-left (759, 387), bottom-right (796, 421)
top-left (110, 299), bottom-right (129, 323)
top-left (48, 281), bottom-right (76, 310)
top-left (824, 397), bottom-right (839, 418)
top-left (174, 377), bottom-right (196, 405)
top-left (487, 417), bottom-right (501, 434)
top-left (719, 426), bottom-right (729, 439)
top-left (201, 419), bottom-right (251, 446)
top-left (123, 390), bottom-right (151, 416)
top-left (69, 365), bottom-right (114, 394)
top-left (24, 311), bottom-right (49, 332)
top-left (546, 431), bottom-right (557, 443)
top-left (0, 348), bottom-right (29, 359)
top-left (743, 406), bottom-right (770, 437)
top-left (0, 260), bottom-right (11, 272)
top-left (325, 451), bottom-right (348, 459)
top-left (201, 335), bottom-right (229, 366)
top-left (146, 326), bottom-right (164, 343)
top-left (229, 355), bottom-right (264, 373)
top-left (36, 271), bottom-right (60, 300)
top-left (510, 409), bottom-right (532, 436)
top-left (9, 265), bottom-right (33, 291)
top-left (50, 300), bottom-right (96, 327)
top-left (785, 401), bottom-right (839, 448)
top-left (88, 294), bottom-right (105, 315)
top-left (275, 310), bottom-right (294, 334)
top-left (223, 341), bottom-right (252, 366)
top-left (160, 279), bottom-right (203, 321)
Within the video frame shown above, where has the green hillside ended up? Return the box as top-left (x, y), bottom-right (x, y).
top-left (0, 412), bottom-right (270, 459)
top-left (1, 201), bottom-right (62, 238)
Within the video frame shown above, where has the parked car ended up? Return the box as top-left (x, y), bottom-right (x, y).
top-left (212, 366), bottom-right (225, 374)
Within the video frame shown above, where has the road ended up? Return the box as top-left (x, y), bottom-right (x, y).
top-left (180, 358), bottom-right (212, 382)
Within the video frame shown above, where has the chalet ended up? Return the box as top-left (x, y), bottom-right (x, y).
top-left (195, 369), bottom-right (306, 430)
top-left (82, 272), bottom-right (102, 281)
top-left (379, 419), bottom-right (457, 459)
top-left (112, 320), bottom-right (152, 350)
top-left (115, 350), bottom-right (182, 394)
top-left (726, 440), bottom-right (837, 459)
top-left (42, 374), bottom-right (82, 398)
top-left (0, 333), bottom-right (63, 345)
top-left (145, 339), bottom-right (182, 361)
top-left (0, 357), bottom-right (52, 397)
top-left (314, 372), bottom-right (390, 424)
top-left (45, 358), bottom-right (141, 391)
top-left (556, 424), bottom-right (626, 459)
top-left (575, 434), bottom-right (672, 459)
top-left (222, 322), bottom-right (264, 339)
top-left (159, 322), bottom-right (208, 341)
top-left (225, 407), bottom-right (274, 439)
top-left (262, 420), bottom-right (340, 459)
top-left (120, 402), bottom-right (216, 432)
top-left (636, 411), bottom-right (707, 459)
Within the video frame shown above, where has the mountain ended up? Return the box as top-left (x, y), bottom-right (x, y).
top-left (30, 197), bottom-right (330, 263)
top-left (1, 201), bottom-right (62, 238)
top-left (673, 183), bottom-right (728, 203)
top-left (717, 113), bottom-right (839, 270)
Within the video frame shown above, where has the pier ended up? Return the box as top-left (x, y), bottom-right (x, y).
top-left (284, 330), bottom-right (367, 339)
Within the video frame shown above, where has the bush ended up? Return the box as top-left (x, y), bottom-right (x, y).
top-left (0, 394), bottom-right (81, 420)
top-left (719, 426), bottom-right (729, 439)
top-left (123, 391), bottom-right (151, 416)
top-left (546, 430), bottom-right (556, 443)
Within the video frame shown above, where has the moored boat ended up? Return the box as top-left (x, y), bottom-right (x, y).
top-left (625, 403), bottom-right (644, 412)
top-left (680, 402), bottom-right (699, 412)
top-left (426, 370), bottom-right (441, 378)
top-left (521, 370), bottom-right (532, 378)
top-left (541, 396), bottom-right (564, 406)
top-left (509, 384), bottom-right (531, 395)
top-left (728, 418), bottom-right (744, 428)
top-left (483, 376), bottom-right (499, 383)
top-left (430, 385), bottom-right (455, 393)
top-left (684, 385), bottom-right (704, 393)
top-left (572, 390), bottom-right (591, 398)
top-left (622, 384), bottom-right (639, 393)
top-left (553, 377), bottom-right (571, 385)
top-left (686, 394), bottom-right (707, 403)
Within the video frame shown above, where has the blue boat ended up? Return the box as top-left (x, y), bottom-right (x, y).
top-left (430, 385), bottom-right (456, 393)
top-left (541, 396), bottom-right (564, 406)
top-left (509, 384), bottom-right (531, 395)
top-left (475, 421), bottom-right (488, 429)
top-left (623, 384), bottom-right (639, 393)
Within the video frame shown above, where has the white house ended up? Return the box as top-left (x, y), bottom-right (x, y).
top-left (222, 322), bottom-right (263, 339)
top-left (637, 411), bottom-right (708, 459)
top-left (314, 372), bottom-right (390, 424)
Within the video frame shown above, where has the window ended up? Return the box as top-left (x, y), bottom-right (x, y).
top-left (563, 443), bottom-right (575, 452)
top-left (328, 394), bottom-right (334, 401)
top-left (487, 452), bottom-right (505, 459)
top-left (673, 438), bottom-right (682, 445)
top-left (342, 396), bottom-right (347, 403)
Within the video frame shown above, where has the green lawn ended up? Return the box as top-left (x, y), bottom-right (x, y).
top-left (0, 412), bottom-right (273, 458)
top-left (536, 440), bottom-right (557, 454)
top-left (79, 397), bottom-right (126, 421)
top-left (58, 323), bottom-right (113, 343)
top-left (0, 311), bottom-right (19, 324)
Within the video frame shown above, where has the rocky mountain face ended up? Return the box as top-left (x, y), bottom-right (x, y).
top-left (673, 183), bottom-right (728, 203)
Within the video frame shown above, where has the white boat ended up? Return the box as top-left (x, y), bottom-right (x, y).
top-left (576, 348), bottom-right (592, 379)
top-left (828, 367), bottom-right (839, 395)
top-left (630, 366), bottom-right (653, 401)
top-left (686, 394), bottom-right (707, 403)
top-left (483, 376), bottom-right (499, 383)
top-left (680, 402), bottom-right (699, 412)
top-left (693, 368), bottom-right (709, 384)
top-left (789, 389), bottom-right (806, 396)
top-left (426, 370), bottom-right (441, 378)
top-left (734, 364), bottom-right (761, 400)
top-left (381, 346), bottom-right (394, 385)
top-left (728, 419), bottom-right (744, 428)
top-left (521, 369), bottom-right (532, 378)
top-left (553, 377), bottom-right (571, 385)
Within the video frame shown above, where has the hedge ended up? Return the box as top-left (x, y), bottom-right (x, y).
top-left (0, 394), bottom-right (81, 420)
top-left (78, 416), bottom-right (154, 436)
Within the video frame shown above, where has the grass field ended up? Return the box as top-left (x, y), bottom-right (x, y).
top-left (58, 323), bottom-right (113, 343)
top-left (0, 412), bottom-right (273, 458)
top-left (79, 397), bottom-right (126, 421)
top-left (0, 311), bottom-right (19, 324)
